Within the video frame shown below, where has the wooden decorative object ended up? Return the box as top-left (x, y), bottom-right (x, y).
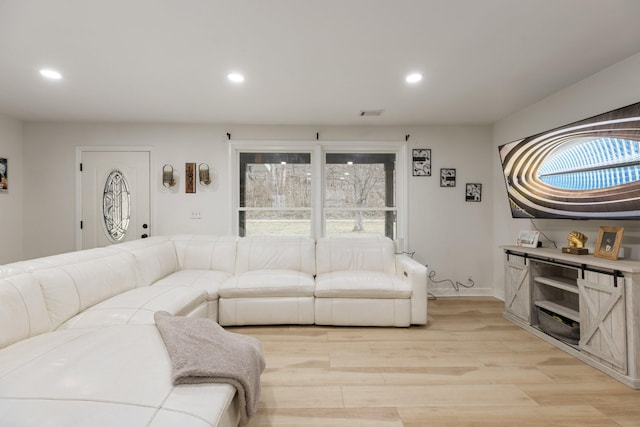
top-left (594, 226), bottom-right (624, 260)
top-left (562, 247), bottom-right (588, 255)
top-left (186, 162), bottom-right (196, 193)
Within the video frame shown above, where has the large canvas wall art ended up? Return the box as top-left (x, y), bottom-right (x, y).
top-left (498, 102), bottom-right (640, 219)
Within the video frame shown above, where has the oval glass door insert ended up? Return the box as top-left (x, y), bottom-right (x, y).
top-left (103, 169), bottom-right (131, 241)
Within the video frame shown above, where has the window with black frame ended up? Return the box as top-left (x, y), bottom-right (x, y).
top-left (237, 150), bottom-right (398, 239)
top-left (324, 152), bottom-right (396, 239)
top-left (238, 152), bottom-right (312, 236)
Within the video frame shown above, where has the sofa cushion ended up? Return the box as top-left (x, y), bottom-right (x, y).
top-left (113, 236), bottom-right (179, 287)
top-left (0, 247), bottom-right (122, 277)
top-left (220, 270), bottom-right (315, 298)
top-left (57, 286), bottom-right (208, 329)
top-left (171, 234), bottom-right (239, 274)
top-left (219, 296), bottom-right (315, 326)
top-left (315, 298), bottom-right (411, 327)
top-left (0, 274), bottom-right (52, 349)
top-left (32, 251), bottom-right (138, 329)
top-left (0, 263), bottom-right (29, 279)
top-left (314, 271), bottom-right (411, 298)
top-left (153, 269), bottom-right (231, 300)
top-left (235, 236), bottom-right (316, 276)
top-left (315, 236), bottom-right (396, 275)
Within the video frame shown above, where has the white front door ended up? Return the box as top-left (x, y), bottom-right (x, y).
top-left (80, 150), bottom-right (151, 249)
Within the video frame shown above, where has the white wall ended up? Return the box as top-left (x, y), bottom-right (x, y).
top-left (492, 52), bottom-right (640, 299)
top-left (22, 123), bottom-right (232, 258)
top-left (0, 113), bottom-right (23, 264)
top-left (22, 122), bottom-right (495, 296)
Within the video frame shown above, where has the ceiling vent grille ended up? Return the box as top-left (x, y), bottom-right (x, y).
top-left (360, 109), bottom-right (384, 117)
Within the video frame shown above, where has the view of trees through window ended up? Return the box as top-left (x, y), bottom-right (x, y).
top-left (325, 153), bottom-right (396, 238)
top-left (239, 153), bottom-right (311, 236)
top-left (238, 151), bottom-right (396, 238)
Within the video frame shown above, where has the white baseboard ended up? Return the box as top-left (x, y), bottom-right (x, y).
top-left (428, 287), bottom-right (495, 298)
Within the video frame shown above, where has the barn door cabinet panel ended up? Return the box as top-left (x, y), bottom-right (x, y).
top-left (504, 252), bottom-right (530, 323)
top-left (502, 246), bottom-right (640, 389)
top-left (578, 272), bottom-right (626, 373)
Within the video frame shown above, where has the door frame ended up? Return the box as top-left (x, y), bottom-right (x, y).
top-left (75, 146), bottom-right (154, 250)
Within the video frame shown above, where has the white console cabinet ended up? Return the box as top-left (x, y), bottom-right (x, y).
top-left (502, 246), bottom-right (640, 389)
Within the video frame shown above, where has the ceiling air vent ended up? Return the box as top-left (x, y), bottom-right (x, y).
top-left (360, 109), bottom-right (384, 117)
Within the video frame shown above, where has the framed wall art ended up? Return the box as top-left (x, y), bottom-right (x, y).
top-left (440, 168), bottom-right (456, 187)
top-left (0, 158), bottom-right (7, 193)
top-left (465, 183), bottom-right (482, 202)
top-left (412, 148), bottom-right (431, 176)
top-left (594, 226), bottom-right (624, 260)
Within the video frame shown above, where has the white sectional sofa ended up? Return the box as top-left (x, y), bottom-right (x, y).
top-left (0, 234), bottom-right (427, 426)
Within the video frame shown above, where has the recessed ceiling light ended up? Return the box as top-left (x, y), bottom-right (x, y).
top-left (40, 69), bottom-right (62, 80)
top-left (227, 73), bottom-right (245, 83)
top-left (405, 73), bottom-right (423, 84)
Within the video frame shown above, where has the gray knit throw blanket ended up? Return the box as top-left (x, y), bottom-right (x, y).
top-left (154, 311), bottom-right (265, 425)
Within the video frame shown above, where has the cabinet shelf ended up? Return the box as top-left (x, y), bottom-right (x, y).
top-left (533, 276), bottom-right (578, 294)
top-left (534, 300), bottom-right (580, 323)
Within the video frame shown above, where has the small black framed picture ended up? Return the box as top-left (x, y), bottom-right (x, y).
top-left (465, 183), bottom-right (482, 202)
top-left (440, 168), bottom-right (456, 187)
top-left (0, 157), bottom-right (7, 193)
top-left (412, 148), bottom-right (431, 176)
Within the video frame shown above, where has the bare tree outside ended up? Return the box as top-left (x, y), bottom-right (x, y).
top-left (325, 162), bottom-right (386, 232)
top-left (244, 162), bottom-right (311, 212)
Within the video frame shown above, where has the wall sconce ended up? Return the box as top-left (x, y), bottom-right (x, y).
top-left (199, 163), bottom-right (212, 186)
top-left (162, 164), bottom-right (176, 188)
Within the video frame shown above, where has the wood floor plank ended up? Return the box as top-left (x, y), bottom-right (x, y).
top-left (380, 366), bottom-right (555, 385)
top-left (246, 407), bottom-right (403, 427)
top-left (262, 367), bottom-right (385, 386)
top-left (259, 385), bottom-right (344, 408)
top-left (341, 384), bottom-right (537, 408)
top-left (397, 405), bottom-right (619, 426)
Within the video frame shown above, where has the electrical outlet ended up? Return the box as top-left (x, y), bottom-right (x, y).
top-left (191, 211), bottom-right (202, 219)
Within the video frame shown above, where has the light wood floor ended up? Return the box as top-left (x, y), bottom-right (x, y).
top-left (231, 297), bottom-right (640, 426)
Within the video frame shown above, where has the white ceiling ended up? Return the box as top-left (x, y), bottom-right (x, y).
top-left (1, 0), bottom-right (640, 126)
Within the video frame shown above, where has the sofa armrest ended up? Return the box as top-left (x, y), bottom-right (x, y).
top-left (395, 254), bottom-right (428, 325)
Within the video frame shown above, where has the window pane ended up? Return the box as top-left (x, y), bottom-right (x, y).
top-left (325, 152), bottom-right (396, 239)
top-left (242, 210), bottom-right (311, 236)
top-left (325, 210), bottom-right (396, 238)
top-left (240, 153), bottom-right (311, 208)
top-left (325, 153), bottom-right (395, 208)
top-left (103, 169), bottom-right (130, 242)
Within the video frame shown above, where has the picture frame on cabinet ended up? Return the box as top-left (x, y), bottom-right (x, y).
top-left (440, 168), bottom-right (456, 187)
top-left (516, 230), bottom-right (540, 248)
top-left (594, 226), bottom-right (624, 260)
top-left (412, 148), bottom-right (431, 176)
